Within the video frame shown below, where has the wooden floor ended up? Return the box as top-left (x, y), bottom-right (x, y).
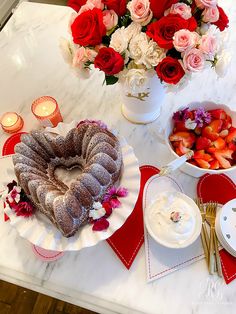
top-left (2, 1), bottom-right (96, 314)
top-left (0, 280), bottom-right (97, 314)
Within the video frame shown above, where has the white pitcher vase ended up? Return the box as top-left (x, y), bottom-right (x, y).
top-left (120, 75), bottom-right (165, 124)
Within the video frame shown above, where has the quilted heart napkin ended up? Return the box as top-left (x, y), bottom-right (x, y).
top-left (107, 165), bottom-right (159, 269)
top-left (197, 174), bottom-right (236, 284)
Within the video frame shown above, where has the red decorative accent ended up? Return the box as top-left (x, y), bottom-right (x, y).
top-left (107, 165), bottom-right (159, 269)
top-left (197, 173), bottom-right (236, 284)
top-left (2, 132), bottom-right (26, 156)
top-left (31, 244), bottom-right (64, 262)
top-left (197, 174), bottom-right (236, 205)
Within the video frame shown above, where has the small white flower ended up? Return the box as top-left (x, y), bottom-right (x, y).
top-left (215, 51), bottom-right (231, 78)
top-left (110, 27), bottom-right (129, 54)
top-left (89, 202), bottom-right (106, 220)
top-left (129, 32), bottom-right (149, 63)
top-left (185, 118), bottom-right (197, 130)
top-left (119, 68), bottom-right (149, 93)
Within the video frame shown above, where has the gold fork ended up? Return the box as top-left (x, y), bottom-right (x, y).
top-left (205, 202), bottom-right (222, 277)
top-left (195, 198), bottom-right (209, 265)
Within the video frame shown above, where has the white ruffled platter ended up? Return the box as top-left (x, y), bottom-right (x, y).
top-left (3, 121), bottom-right (140, 251)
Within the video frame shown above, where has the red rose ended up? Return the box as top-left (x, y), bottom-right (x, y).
top-left (94, 47), bottom-right (124, 75)
top-left (102, 0), bottom-right (127, 16)
top-left (150, 0), bottom-right (178, 19)
top-left (71, 8), bottom-right (106, 46)
top-left (156, 57), bottom-right (185, 85)
top-left (146, 14), bottom-right (197, 49)
top-left (67, 0), bottom-right (87, 12)
top-left (213, 6), bottom-right (229, 32)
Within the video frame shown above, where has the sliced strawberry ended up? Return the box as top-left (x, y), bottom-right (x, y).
top-left (195, 159), bottom-right (210, 169)
top-left (188, 160), bottom-right (198, 166)
top-left (208, 109), bottom-right (227, 120)
top-left (194, 150), bottom-right (213, 162)
top-left (228, 142), bottom-right (236, 151)
top-left (219, 129), bottom-right (229, 138)
top-left (210, 119), bottom-right (223, 132)
top-left (196, 137), bottom-right (211, 150)
top-left (207, 146), bottom-right (217, 153)
top-left (179, 141), bottom-right (191, 155)
top-left (194, 127), bottom-right (202, 136)
top-left (175, 147), bottom-right (182, 156)
top-left (209, 159), bottom-right (220, 170)
top-left (213, 137), bottom-right (226, 150)
top-left (226, 128), bottom-right (236, 143)
top-left (174, 121), bottom-right (188, 132)
top-left (169, 132), bottom-right (196, 148)
top-left (214, 149), bottom-right (233, 169)
top-left (222, 114), bottom-right (232, 129)
top-left (202, 126), bottom-right (219, 141)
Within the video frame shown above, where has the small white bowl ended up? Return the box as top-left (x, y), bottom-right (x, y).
top-left (145, 191), bottom-right (202, 249)
top-left (165, 102), bottom-right (236, 178)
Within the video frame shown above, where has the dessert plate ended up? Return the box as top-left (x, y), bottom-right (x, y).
top-left (3, 122), bottom-right (140, 251)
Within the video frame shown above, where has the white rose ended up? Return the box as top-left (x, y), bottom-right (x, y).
top-left (110, 27), bottom-right (129, 54)
top-left (59, 37), bottom-right (75, 66)
top-left (143, 41), bottom-right (165, 69)
top-left (125, 22), bottom-right (142, 42)
top-left (120, 68), bottom-right (149, 92)
top-left (129, 32), bottom-right (149, 63)
top-left (215, 51), bottom-right (231, 77)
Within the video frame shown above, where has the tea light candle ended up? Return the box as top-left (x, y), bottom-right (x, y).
top-left (31, 96), bottom-right (63, 127)
top-left (0, 112), bottom-right (24, 133)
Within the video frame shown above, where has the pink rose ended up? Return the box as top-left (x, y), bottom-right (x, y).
top-left (195, 0), bottom-right (217, 9)
top-left (202, 6), bottom-right (219, 23)
top-left (73, 47), bottom-right (97, 68)
top-left (103, 10), bottom-right (118, 30)
top-left (183, 48), bottom-right (205, 72)
top-left (165, 3), bottom-right (192, 20)
top-left (199, 34), bottom-right (217, 57)
top-left (127, 0), bottom-right (153, 26)
top-left (173, 29), bottom-right (199, 52)
top-left (79, 0), bottom-right (104, 14)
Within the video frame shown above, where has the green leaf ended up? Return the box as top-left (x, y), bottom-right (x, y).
top-left (105, 75), bottom-right (119, 85)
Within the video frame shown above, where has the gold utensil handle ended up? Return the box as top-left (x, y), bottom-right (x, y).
top-left (200, 227), bottom-right (209, 265)
top-left (209, 227), bottom-right (215, 275)
top-left (202, 223), bottom-right (209, 251)
top-left (213, 231), bottom-right (223, 277)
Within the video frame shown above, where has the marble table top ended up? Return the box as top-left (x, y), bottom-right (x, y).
top-left (0, 1), bottom-right (236, 313)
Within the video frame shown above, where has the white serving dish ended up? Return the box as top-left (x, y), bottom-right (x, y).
top-left (165, 102), bottom-right (236, 178)
top-left (144, 191), bottom-right (202, 249)
top-left (215, 198), bottom-right (236, 257)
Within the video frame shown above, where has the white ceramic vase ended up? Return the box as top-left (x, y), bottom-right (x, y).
top-left (120, 75), bottom-right (165, 124)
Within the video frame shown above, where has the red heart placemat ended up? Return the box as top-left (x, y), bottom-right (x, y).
top-left (197, 173), bottom-right (236, 284)
top-left (107, 165), bottom-right (159, 269)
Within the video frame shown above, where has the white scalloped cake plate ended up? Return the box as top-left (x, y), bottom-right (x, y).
top-left (4, 121), bottom-right (141, 251)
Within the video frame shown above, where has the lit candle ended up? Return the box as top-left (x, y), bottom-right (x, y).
top-left (0, 112), bottom-right (24, 133)
top-left (31, 96), bottom-right (63, 127)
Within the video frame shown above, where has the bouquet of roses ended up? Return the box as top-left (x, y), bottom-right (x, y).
top-left (61, 0), bottom-right (229, 89)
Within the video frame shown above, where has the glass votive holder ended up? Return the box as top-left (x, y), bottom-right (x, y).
top-left (31, 96), bottom-right (63, 127)
top-left (0, 112), bottom-right (24, 133)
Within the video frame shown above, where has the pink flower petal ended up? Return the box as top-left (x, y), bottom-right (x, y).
top-left (92, 218), bottom-right (109, 231)
top-left (110, 198), bottom-right (121, 208)
top-left (116, 187), bottom-right (128, 197)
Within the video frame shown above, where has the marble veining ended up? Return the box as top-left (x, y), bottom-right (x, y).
top-left (0, 1), bottom-right (236, 314)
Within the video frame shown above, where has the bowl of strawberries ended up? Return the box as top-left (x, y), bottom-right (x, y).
top-left (167, 102), bottom-right (236, 178)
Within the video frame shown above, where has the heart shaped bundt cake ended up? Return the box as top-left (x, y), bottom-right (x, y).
top-left (13, 122), bottom-right (123, 237)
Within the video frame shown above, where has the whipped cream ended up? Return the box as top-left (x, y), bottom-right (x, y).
top-left (146, 192), bottom-right (197, 246)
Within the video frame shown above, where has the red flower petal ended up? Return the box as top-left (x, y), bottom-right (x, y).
top-left (110, 198), bottom-right (121, 208)
top-left (92, 218), bottom-right (109, 231)
top-left (102, 202), bottom-right (113, 217)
